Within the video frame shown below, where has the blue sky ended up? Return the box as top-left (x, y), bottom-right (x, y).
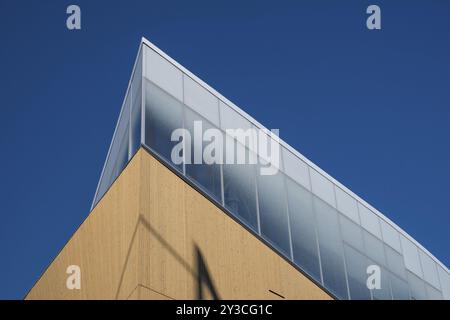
top-left (0, 0), bottom-right (449, 299)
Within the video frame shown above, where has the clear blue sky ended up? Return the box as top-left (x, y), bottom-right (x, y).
top-left (0, 0), bottom-right (449, 299)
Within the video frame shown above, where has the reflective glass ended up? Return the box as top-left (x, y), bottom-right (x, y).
top-left (385, 244), bottom-right (406, 279)
top-left (400, 235), bottom-right (423, 277)
top-left (419, 250), bottom-right (440, 289)
top-left (257, 166), bottom-right (291, 257)
top-left (222, 136), bottom-right (258, 230)
top-left (96, 89), bottom-right (131, 205)
top-left (286, 177), bottom-right (321, 281)
top-left (363, 230), bottom-right (386, 267)
top-left (340, 214), bottom-right (364, 252)
top-left (389, 272), bottom-right (410, 300)
top-left (425, 284), bottom-right (443, 300)
top-left (407, 271), bottom-right (427, 300)
top-left (130, 48), bottom-right (142, 157)
top-left (130, 79), bottom-right (142, 157)
top-left (369, 262), bottom-right (392, 300)
top-left (144, 79), bottom-right (184, 172)
top-left (184, 107), bottom-right (222, 203)
top-left (344, 244), bottom-right (371, 300)
top-left (314, 197), bottom-right (349, 299)
top-left (111, 124), bottom-right (129, 185)
top-left (282, 147), bottom-right (311, 190)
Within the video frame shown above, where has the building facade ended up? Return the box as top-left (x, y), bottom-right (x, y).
top-left (27, 38), bottom-right (450, 300)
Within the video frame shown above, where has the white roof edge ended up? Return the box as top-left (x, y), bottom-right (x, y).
top-left (141, 37), bottom-right (449, 274)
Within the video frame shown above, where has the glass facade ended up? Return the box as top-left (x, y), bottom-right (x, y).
top-left (92, 38), bottom-right (450, 300)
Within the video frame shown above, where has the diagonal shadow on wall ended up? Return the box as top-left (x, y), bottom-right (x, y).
top-left (115, 214), bottom-right (220, 300)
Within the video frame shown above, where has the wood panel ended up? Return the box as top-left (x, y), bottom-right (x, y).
top-left (137, 150), bottom-right (331, 300)
top-left (26, 148), bottom-right (331, 300)
top-left (26, 152), bottom-right (142, 299)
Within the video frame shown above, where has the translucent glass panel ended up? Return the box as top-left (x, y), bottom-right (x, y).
top-left (184, 107), bottom-right (222, 203)
top-left (144, 45), bottom-right (183, 101)
top-left (222, 139), bottom-right (258, 231)
top-left (184, 75), bottom-right (220, 126)
top-left (385, 244), bottom-right (407, 279)
top-left (257, 166), bottom-right (291, 257)
top-left (358, 203), bottom-right (382, 239)
top-left (130, 92), bottom-right (141, 157)
top-left (340, 213), bottom-right (364, 253)
top-left (438, 266), bottom-right (450, 299)
top-left (95, 88), bottom-right (131, 205)
top-left (419, 249), bottom-right (440, 289)
top-left (335, 187), bottom-right (359, 224)
top-left (389, 272), bottom-right (410, 300)
top-left (144, 79), bottom-right (184, 172)
top-left (369, 262), bottom-right (392, 300)
top-left (111, 123), bottom-right (129, 184)
top-left (286, 177), bottom-right (321, 281)
top-left (426, 284), bottom-right (443, 300)
top-left (344, 245), bottom-right (371, 300)
top-left (314, 197), bottom-right (348, 299)
top-left (380, 219), bottom-right (402, 252)
top-left (363, 230), bottom-right (386, 267)
top-left (219, 101), bottom-right (257, 157)
top-left (400, 235), bottom-right (423, 277)
top-left (130, 49), bottom-right (142, 157)
top-left (282, 147), bottom-right (311, 190)
top-left (92, 47), bottom-right (145, 208)
top-left (220, 101), bottom-right (252, 129)
top-left (310, 169), bottom-right (336, 208)
top-left (407, 271), bottom-right (428, 300)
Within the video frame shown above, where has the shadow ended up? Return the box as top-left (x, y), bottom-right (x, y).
top-left (195, 245), bottom-right (220, 300)
top-left (115, 214), bottom-right (220, 300)
top-left (114, 217), bottom-right (140, 300)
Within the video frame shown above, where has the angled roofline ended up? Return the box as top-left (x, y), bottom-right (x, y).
top-left (91, 42), bottom-right (144, 212)
top-left (140, 36), bottom-right (449, 273)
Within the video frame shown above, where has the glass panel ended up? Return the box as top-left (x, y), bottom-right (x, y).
top-left (437, 266), bottom-right (450, 300)
top-left (385, 244), bottom-right (407, 279)
top-left (335, 187), bottom-right (359, 224)
top-left (222, 137), bottom-right (258, 231)
top-left (419, 250), bottom-right (440, 289)
top-left (130, 49), bottom-right (142, 157)
top-left (111, 123), bottom-right (129, 184)
top-left (144, 45), bottom-right (183, 101)
top-left (425, 284), bottom-right (443, 300)
top-left (340, 214), bottom-right (364, 253)
top-left (219, 101), bottom-right (253, 131)
top-left (144, 79), bottom-right (184, 172)
top-left (389, 272), bottom-right (410, 300)
top-left (130, 79), bottom-right (142, 157)
top-left (407, 271), bottom-right (427, 300)
top-left (400, 235), bottom-right (423, 277)
top-left (184, 75), bottom-right (219, 126)
top-left (344, 245), bottom-right (371, 300)
top-left (286, 177), bottom-right (321, 282)
top-left (282, 147), bottom-right (311, 190)
top-left (314, 196), bottom-right (349, 299)
top-left (358, 203), bottom-right (382, 239)
top-left (184, 107), bottom-right (222, 203)
top-left (380, 219), bottom-right (402, 252)
top-left (96, 89), bottom-right (131, 204)
top-left (310, 169), bottom-right (336, 207)
top-left (257, 166), bottom-right (291, 257)
top-left (369, 262), bottom-right (392, 300)
top-left (220, 102), bottom-right (257, 156)
top-left (363, 230), bottom-right (386, 267)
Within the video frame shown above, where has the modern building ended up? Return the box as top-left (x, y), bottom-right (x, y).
top-left (26, 38), bottom-right (450, 300)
